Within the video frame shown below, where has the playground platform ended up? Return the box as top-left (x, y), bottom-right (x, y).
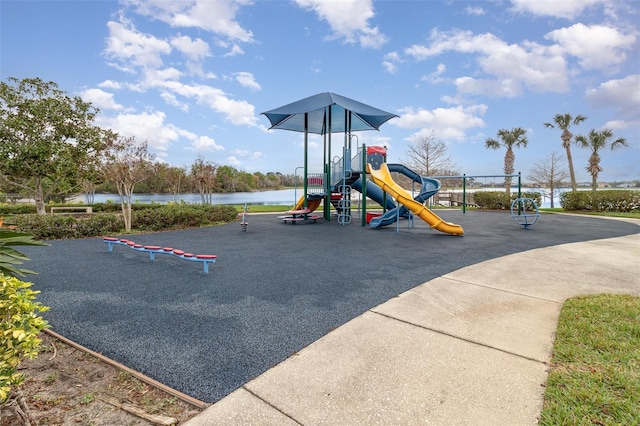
top-left (19, 212), bottom-right (640, 424)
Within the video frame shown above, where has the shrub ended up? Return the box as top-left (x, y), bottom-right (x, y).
top-left (0, 204), bottom-right (37, 215)
top-left (472, 191), bottom-right (512, 209)
top-left (132, 204), bottom-right (238, 231)
top-left (560, 190), bottom-right (640, 212)
top-left (0, 275), bottom-right (49, 404)
top-left (472, 191), bottom-right (542, 210)
top-left (12, 214), bottom-right (123, 240)
top-left (11, 205), bottom-right (238, 239)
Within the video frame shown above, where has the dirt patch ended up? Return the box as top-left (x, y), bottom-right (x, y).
top-left (2, 332), bottom-right (204, 425)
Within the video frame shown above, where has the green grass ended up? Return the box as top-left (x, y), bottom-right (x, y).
top-left (540, 294), bottom-right (640, 426)
top-left (231, 204), bottom-right (291, 213)
top-left (239, 205), bottom-right (640, 218)
top-left (540, 209), bottom-right (640, 219)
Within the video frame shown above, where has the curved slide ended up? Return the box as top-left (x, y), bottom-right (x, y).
top-left (368, 163), bottom-right (440, 228)
top-left (349, 177), bottom-right (397, 211)
top-left (366, 163), bottom-right (464, 236)
top-left (293, 196), bottom-right (323, 212)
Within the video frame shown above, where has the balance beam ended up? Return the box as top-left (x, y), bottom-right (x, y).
top-left (103, 237), bottom-right (217, 273)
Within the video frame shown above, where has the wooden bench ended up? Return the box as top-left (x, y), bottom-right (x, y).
top-left (103, 237), bottom-right (217, 273)
top-left (51, 206), bottom-right (93, 214)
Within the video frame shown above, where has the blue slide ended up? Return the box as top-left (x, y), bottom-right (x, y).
top-left (368, 164), bottom-right (441, 228)
top-left (349, 176), bottom-right (397, 211)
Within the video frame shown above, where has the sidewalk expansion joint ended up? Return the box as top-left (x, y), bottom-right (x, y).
top-left (242, 386), bottom-right (304, 425)
top-left (441, 276), bottom-right (561, 305)
top-left (370, 310), bottom-right (549, 366)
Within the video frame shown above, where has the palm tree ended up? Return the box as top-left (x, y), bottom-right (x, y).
top-left (543, 113), bottom-right (587, 192)
top-left (575, 129), bottom-right (628, 192)
top-left (485, 127), bottom-right (528, 195)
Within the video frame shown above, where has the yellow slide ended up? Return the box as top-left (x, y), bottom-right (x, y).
top-left (293, 196), bottom-right (322, 212)
top-left (367, 163), bottom-right (464, 236)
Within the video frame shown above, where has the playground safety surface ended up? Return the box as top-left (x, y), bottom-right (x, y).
top-left (20, 211), bottom-right (640, 409)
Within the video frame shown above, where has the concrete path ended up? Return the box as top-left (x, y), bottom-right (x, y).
top-left (185, 218), bottom-right (639, 425)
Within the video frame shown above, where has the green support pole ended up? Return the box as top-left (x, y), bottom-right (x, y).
top-left (382, 148), bottom-right (388, 214)
top-left (462, 174), bottom-right (467, 214)
top-left (518, 172), bottom-right (522, 215)
top-left (324, 106), bottom-right (331, 221)
top-left (362, 144), bottom-right (367, 226)
top-left (303, 112), bottom-right (308, 211)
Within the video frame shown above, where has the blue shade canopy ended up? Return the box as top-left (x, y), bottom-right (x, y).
top-left (261, 92), bottom-right (398, 134)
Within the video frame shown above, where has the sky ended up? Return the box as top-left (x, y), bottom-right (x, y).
top-left (2, 0), bottom-right (639, 183)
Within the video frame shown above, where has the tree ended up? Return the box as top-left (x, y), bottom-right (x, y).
top-left (544, 113), bottom-right (587, 193)
top-left (575, 129), bottom-right (628, 192)
top-left (215, 165), bottom-right (238, 193)
top-left (156, 164), bottom-right (187, 202)
top-left (190, 156), bottom-right (217, 204)
top-left (405, 132), bottom-right (458, 176)
top-left (0, 77), bottom-right (110, 215)
top-left (527, 151), bottom-right (569, 208)
top-left (101, 136), bottom-right (156, 232)
top-left (485, 127), bottom-right (528, 195)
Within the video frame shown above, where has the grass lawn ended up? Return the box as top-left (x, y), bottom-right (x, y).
top-left (540, 208), bottom-right (640, 220)
top-left (540, 294), bottom-right (640, 425)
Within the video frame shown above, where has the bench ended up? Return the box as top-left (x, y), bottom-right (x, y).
top-left (103, 237), bottom-right (217, 273)
top-left (51, 206), bottom-right (93, 214)
top-left (281, 215), bottom-right (319, 224)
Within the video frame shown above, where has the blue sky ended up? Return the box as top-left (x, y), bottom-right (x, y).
top-left (2, 0), bottom-right (639, 183)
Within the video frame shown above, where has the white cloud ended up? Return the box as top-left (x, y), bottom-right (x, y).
top-left (295, 0), bottom-right (388, 48)
top-left (98, 80), bottom-right (123, 90)
top-left (170, 34), bottom-right (210, 61)
top-left (160, 92), bottom-right (189, 111)
top-left (585, 74), bottom-right (640, 115)
top-left (231, 148), bottom-right (263, 161)
top-left (79, 88), bottom-right (123, 110)
top-left (393, 104), bottom-right (487, 140)
top-left (602, 119), bottom-right (640, 131)
top-left (405, 29), bottom-right (569, 97)
top-left (545, 23), bottom-right (636, 71)
top-left (382, 51), bottom-right (400, 73)
top-left (231, 148), bottom-right (250, 157)
top-left (164, 81), bottom-right (259, 126)
top-left (234, 72), bottom-right (261, 91)
top-left (382, 61), bottom-right (397, 74)
top-left (104, 18), bottom-right (171, 71)
top-left (123, 0), bottom-right (254, 43)
top-left (137, 67), bottom-right (184, 90)
top-left (99, 109), bottom-right (226, 154)
top-left (509, 0), bottom-right (605, 20)
top-left (189, 135), bottom-right (224, 152)
top-left (421, 63), bottom-right (447, 84)
top-left (465, 5), bottom-right (485, 16)
top-left (223, 43), bottom-right (245, 57)
top-left (97, 110), bottom-right (180, 151)
top-left (226, 156), bottom-right (241, 166)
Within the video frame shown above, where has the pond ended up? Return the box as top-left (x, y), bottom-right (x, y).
top-left (78, 187), bottom-right (563, 209)
top-left (80, 189), bottom-right (300, 206)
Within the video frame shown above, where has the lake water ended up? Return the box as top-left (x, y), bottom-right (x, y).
top-left (82, 187), bottom-right (562, 209)
top-left (82, 189), bottom-right (301, 206)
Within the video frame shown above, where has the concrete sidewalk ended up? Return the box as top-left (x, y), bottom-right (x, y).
top-left (185, 220), bottom-right (639, 425)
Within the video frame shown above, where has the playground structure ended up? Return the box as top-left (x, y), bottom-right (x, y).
top-left (263, 93), bottom-right (532, 235)
top-left (103, 237), bottom-right (217, 273)
top-left (282, 144), bottom-right (464, 235)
